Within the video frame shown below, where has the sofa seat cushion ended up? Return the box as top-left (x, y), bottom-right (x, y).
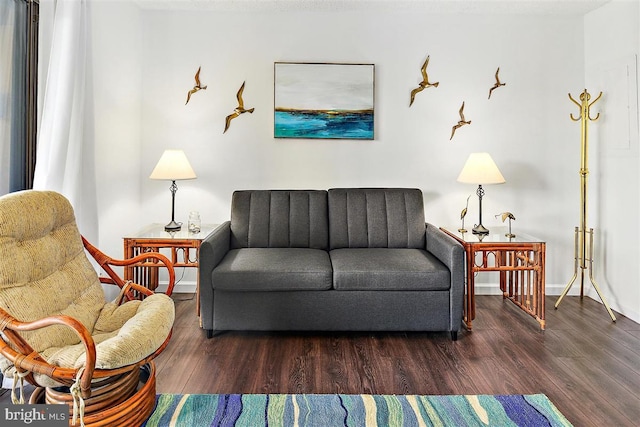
top-left (213, 248), bottom-right (333, 291)
top-left (330, 248), bottom-right (450, 291)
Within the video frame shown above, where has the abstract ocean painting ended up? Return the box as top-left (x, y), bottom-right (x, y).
top-left (274, 63), bottom-right (374, 140)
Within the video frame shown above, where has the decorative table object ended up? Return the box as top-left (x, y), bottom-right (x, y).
top-left (456, 152), bottom-right (505, 235)
top-left (149, 149), bottom-right (197, 232)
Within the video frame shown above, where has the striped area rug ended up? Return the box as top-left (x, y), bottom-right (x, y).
top-left (143, 393), bottom-right (573, 426)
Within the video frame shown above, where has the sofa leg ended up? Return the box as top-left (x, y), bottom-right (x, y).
top-left (450, 331), bottom-right (458, 341)
top-left (206, 329), bottom-right (214, 339)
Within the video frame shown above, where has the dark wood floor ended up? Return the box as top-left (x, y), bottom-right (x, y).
top-left (155, 294), bottom-right (640, 426)
top-left (2, 295), bottom-right (638, 426)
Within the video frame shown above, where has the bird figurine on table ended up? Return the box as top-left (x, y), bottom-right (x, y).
top-left (496, 211), bottom-right (516, 238)
top-left (224, 81), bottom-right (254, 134)
top-left (450, 102), bottom-right (471, 140)
top-left (459, 195), bottom-right (471, 233)
top-left (409, 55), bottom-right (439, 107)
top-left (185, 66), bottom-right (207, 105)
top-left (488, 67), bottom-right (506, 100)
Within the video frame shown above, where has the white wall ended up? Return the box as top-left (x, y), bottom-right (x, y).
top-left (90, 1), bottom-right (143, 297)
top-left (85, 1), bottom-right (638, 322)
top-left (585, 0), bottom-right (640, 322)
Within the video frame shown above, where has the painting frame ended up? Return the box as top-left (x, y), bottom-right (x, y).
top-left (274, 62), bottom-right (375, 140)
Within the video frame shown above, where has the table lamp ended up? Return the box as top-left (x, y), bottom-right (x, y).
top-left (457, 152), bottom-right (505, 235)
top-left (150, 149), bottom-right (197, 231)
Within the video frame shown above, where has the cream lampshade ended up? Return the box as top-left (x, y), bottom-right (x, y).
top-left (457, 152), bottom-right (505, 235)
top-left (150, 149), bottom-right (197, 231)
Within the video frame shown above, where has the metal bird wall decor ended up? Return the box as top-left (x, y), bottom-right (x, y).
top-left (450, 102), bottom-right (471, 140)
top-left (185, 66), bottom-right (207, 105)
top-left (224, 81), bottom-right (255, 134)
top-left (495, 211), bottom-right (516, 238)
top-left (488, 67), bottom-right (506, 99)
top-left (409, 55), bottom-right (439, 107)
top-left (459, 195), bottom-right (471, 233)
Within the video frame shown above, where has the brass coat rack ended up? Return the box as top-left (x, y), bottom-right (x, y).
top-left (555, 89), bottom-right (616, 321)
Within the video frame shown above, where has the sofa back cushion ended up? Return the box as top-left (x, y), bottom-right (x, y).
top-left (328, 188), bottom-right (426, 249)
top-left (230, 190), bottom-right (329, 250)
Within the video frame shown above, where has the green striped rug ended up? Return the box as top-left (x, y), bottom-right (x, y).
top-left (143, 393), bottom-right (573, 426)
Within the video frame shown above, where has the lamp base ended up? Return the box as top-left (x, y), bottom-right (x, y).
top-left (164, 220), bottom-right (182, 232)
top-left (472, 224), bottom-right (490, 235)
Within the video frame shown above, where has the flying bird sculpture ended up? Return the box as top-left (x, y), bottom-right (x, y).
top-left (488, 67), bottom-right (506, 99)
top-left (498, 212), bottom-right (516, 222)
top-left (450, 102), bottom-right (471, 140)
top-left (459, 195), bottom-right (471, 233)
top-left (409, 55), bottom-right (439, 107)
top-left (185, 66), bottom-right (207, 105)
top-left (496, 211), bottom-right (516, 238)
top-left (224, 81), bottom-right (254, 134)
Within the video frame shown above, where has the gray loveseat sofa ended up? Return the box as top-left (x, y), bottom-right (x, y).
top-left (199, 188), bottom-right (465, 340)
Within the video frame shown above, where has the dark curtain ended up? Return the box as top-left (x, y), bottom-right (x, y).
top-left (9, 0), bottom-right (27, 192)
top-left (0, 0), bottom-right (37, 195)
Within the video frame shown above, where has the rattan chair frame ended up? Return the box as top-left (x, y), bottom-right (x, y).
top-left (0, 236), bottom-right (175, 399)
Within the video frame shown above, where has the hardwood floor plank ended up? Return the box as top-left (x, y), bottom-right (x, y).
top-left (553, 356), bottom-right (637, 426)
top-left (564, 355), bottom-right (640, 423)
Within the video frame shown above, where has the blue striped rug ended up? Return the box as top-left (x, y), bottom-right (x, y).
top-left (143, 393), bottom-right (573, 426)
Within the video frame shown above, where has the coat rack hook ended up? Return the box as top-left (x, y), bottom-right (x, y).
top-left (588, 91), bottom-right (603, 121)
top-left (568, 92), bottom-right (582, 121)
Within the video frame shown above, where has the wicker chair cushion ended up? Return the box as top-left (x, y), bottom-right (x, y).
top-left (0, 191), bottom-right (105, 353)
top-left (31, 293), bottom-right (175, 386)
top-left (0, 191), bottom-right (174, 387)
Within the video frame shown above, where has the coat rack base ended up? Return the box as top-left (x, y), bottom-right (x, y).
top-left (554, 226), bottom-right (616, 322)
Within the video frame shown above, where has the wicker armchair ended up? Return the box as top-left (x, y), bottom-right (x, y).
top-left (0, 190), bottom-right (175, 426)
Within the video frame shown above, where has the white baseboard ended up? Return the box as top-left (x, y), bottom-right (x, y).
top-left (474, 282), bottom-right (581, 296)
top-left (156, 281), bottom-right (197, 294)
top-left (162, 282), bottom-right (581, 297)
top-left (583, 287), bottom-right (640, 324)
top-left (612, 301), bottom-right (640, 324)
top-left (476, 282), bottom-right (639, 323)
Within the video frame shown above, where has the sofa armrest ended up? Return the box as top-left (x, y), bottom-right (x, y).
top-left (199, 221), bottom-right (231, 331)
top-left (425, 223), bottom-right (465, 334)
